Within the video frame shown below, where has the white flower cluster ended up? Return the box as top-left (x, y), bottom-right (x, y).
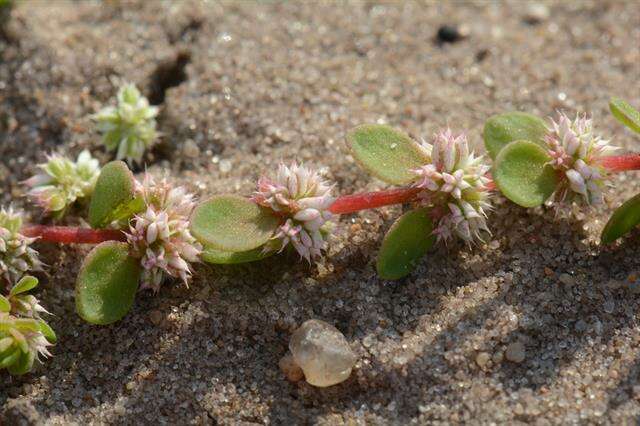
top-left (545, 112), bottom-right (615, 205)
top-left (0, 208), bottom-right (42, 286)
top-left (92, 84), bottom-right (159, 165)
top-left (411, 129), bottom-right (491, 244)
top-left (24, 150), bottom-right (100, 218)
top-left (253, 163), bottom-right (335, 262)
top-left (125, 175), bottom-right (202, 292)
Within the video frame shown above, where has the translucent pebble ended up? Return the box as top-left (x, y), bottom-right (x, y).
top-left (289, 319), bottom-right (356, 387)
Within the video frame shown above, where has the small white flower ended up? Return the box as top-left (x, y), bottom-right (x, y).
top-left (0, 208), bottom-right (42, 287)
top-left (545, 112), bottom-right (615, 205)
top-left (92, 84), bottom-right (159, 165)
top-left (24, 150), bottom-right (100, 218)
top-left (125, 175), bottom-right (202, 292)
top-left (411, 129), bottom-right (492, 245)
top-left (253, 163), bottom-right (334, 262)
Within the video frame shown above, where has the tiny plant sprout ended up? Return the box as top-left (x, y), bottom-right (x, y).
top-left (75, 162), bottom-right (201, 325)
top-left (92, 83), bottom-right (159, 165)
top-left (24, 150), bottom-right (100, 219)
top-left (347, 125), bottom-right (492, 280)
top-left (486, 110), bottom-right (620, 209)
top-left (601, 98), bottom-right (640, 244)
top-left (190, 162), bottom-right (335, 265)
top-left (0, 208), bottom-right (43, 285)
top-left (0, 275), bottom-right (56, 375)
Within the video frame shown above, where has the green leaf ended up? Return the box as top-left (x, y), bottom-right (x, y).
top-left (347, 124), bottom-right (429, 185)
top-left (0, 295), bottom-right (10, 313)
top-left (9, 275), bottom-right (38, 296)
top-left (376, 208), bottom-right (436, 280)
top-left (601, 193), bottom-right (640, 244)
top-left (190, 195), bottom-right (280, 252)
top-left (0, 348), bottom-right (21, 369)
top-left (88, 161), bottom-right (136, 228)
top-left (38, 320), bottom-right (57, 343)
top-left (494, 140), bottom-right (558, 208)
top-left (8, 350), bottom-right (35, 375)
top-left (610, 98), bottom-right (640, 134)
top-left (0, 337), bottom-right (13, 353)
top-left (75, 241), bottom-right (141, 325)
top-left (483, 112), bottom-right (548, 159)
top-left (201, 245), bottom-right (275, 264)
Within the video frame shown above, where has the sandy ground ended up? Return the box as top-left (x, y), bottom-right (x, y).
top-left (1, 1), bottom-right (640, 424)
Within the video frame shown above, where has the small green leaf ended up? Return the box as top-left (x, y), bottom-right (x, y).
top-left (0, 295), bottom-right (10, 313)
top-left (201, 245), bottom-right (274, 264)
top-left (9, 275), bottom-right (38, 296)
top-left (190, 195), bottom-right (280, 252)
top-left (483, 112), bottom-right (548, 159)
top-left (347, 124), bottom-right (429, 185)
top-left (8, 350), bottom-right (35, 375)
top-left (0, 348), bottom-right (21, 369)
top-left (601, 193), bottom-right (640, 244)
top-left (75, 241), bottom-right (141, 325)
top-left (610, 98), bottom-right (640, 134)
top-left (38, 320), bottom-right (57, 343)
top-left (494, 140), bottom-right (558, 208)
top-left (376, 208), bottom-right (436, 280)
top-left (88, 161), bottom-right (136, 228)
top-left (0, 337), bottom-right (13, 353)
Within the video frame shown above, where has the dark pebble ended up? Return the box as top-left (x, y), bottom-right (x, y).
top-left (436, 25), bottom-right (467, 44)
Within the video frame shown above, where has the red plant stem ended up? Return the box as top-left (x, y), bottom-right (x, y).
top-left (329, 187), bottom-right (422, 215)
top-left (600, 154), bottom-right (640, 172)
top-left (19, 154), bottom-right (640, 243)
top-left (21, 225), bottom-right (126, 244)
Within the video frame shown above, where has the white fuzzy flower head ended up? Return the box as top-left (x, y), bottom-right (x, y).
top-left (125, 175), bottom-right (202, 292)
top-left (1, 278), bottom-right (55, 373)
top-left (24, 150), bottom-right (100, 218)
top-left (545, 112), bottom-right (615, 205)
top-left (253, 163), bottom-right (335, 262)
top-left (92, 84), bottom-right (159, 165)
top-left (0, 208), bottom-right (42, 287)
top-left (0, 313), bottom-right (53, 368)
top-left (411, 129), bottom-right (492, 245)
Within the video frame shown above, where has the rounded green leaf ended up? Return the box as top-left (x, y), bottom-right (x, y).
top-left (9, 275), bottom-right (38, 296)
top-left (88, 161), bottom-right (136, 228)
top-left (610, 98), bottom-right (640, 134)
top-left (376, 208), bottom-right (436, 280)
top-left (190, 195), bottom-right (280, 252)
top-left (347, 124), bottom-right (429, 185)
top-left (201, 246), bottom-right (274, 264)
top-left (75, 241), bottom-right (141, 325)
top-left (494, 140), bottom-right (558, 208)
top-left (601, 193), bottom-right (640, 244)
top-left (484, 112), bottom-right (548, 159)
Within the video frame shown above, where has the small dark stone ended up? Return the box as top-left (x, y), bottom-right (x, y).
top-left (436, 25), bottom-right (467, 44)
top-left (475, 49), bottom-right (490, 62)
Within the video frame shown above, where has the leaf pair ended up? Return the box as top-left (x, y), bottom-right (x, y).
top-left (76, 161), bottom-right (144, 325)
top-left (347, 124), bottom-right (435, 280)
top-left (601, 99), bottom-right (640, 243)
top-left (484, 112), bottom-right (558, 208)
top-left (190, 195), bottom-right (280, 264)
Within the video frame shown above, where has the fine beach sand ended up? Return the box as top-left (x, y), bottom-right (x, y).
top-left (1, 1), bottom-right (640, 424)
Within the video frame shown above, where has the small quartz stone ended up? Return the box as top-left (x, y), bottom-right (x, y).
top-left (506, 342), bottom-right (526, 363)
top-left (289, 319), bottom-right (356, 387)
top-left (475, 352), bottom-right (491, 368)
